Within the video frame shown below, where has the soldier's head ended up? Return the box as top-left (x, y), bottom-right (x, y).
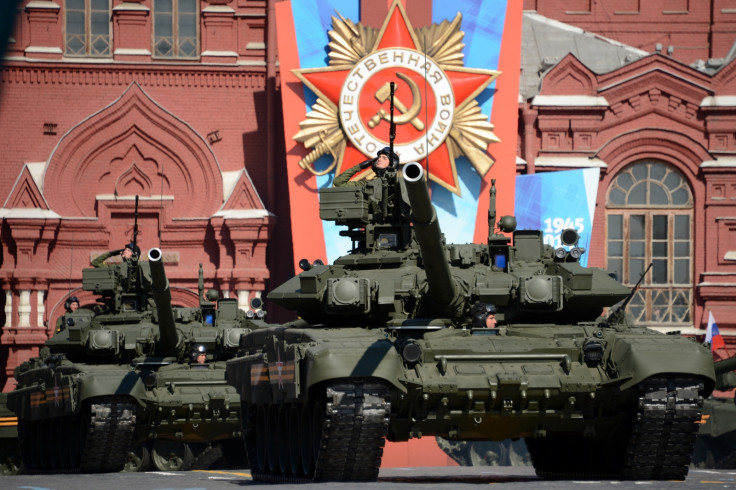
top-left (471, 303), bottom-right (497, 328)
top-left (123, 242), bottom-right (140, 260)
top-left (191, 344), bottom-right (207, 364)
top-left (65, 296), bottom-right (80, 313)
top-left (375, 147), bottom-right (399, 173)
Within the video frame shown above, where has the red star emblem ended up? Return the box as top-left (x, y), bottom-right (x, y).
top-left (293, 1), bottom-right (500, 194)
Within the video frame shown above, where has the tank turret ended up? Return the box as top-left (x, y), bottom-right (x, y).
top-left (269, 159), bottom-right (631, 325)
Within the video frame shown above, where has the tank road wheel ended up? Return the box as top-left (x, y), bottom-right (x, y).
top-left (266, 404), bottom-right (279, 473)
top-left (508, 439), bottom-right (531, 466)
top-left (122, 441), bottom-right (151, 472)
top-left (288, 404), bottom-right (301, 476)
top-left (151, 440), bottom-right (193, 471)
top-left (277, 405), bottom-right (291, 475)
top-left (469, 441), bottom-right (506, 466)
top-left (255, 404), bottom-right (268, 474)
top-left (299, 402), bottom-right (314, 478)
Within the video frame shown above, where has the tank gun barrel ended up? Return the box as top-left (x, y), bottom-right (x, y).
top-left (714, 355), bottom-right (736, 376)
top-left (403, 162), bottom-right (461, 315)
top-left (148, 248), bottom-right (180, 357)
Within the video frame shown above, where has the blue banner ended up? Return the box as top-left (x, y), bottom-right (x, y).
top-left (515, 168), bottom-right (600, 267)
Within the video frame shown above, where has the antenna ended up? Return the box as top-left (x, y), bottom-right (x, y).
top-left (389, 81), bottom-right (396, 162)
top-left (423, 33), bottom-right (430, 180)
top-left (133, 195), bottom-right (140, 249)
top-left (159, 163), bottom-right (164, 247)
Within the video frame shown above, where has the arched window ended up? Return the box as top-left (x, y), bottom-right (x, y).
top-left (606, 161), bottom-right (693, 326)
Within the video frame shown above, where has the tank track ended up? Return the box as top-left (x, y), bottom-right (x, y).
top-left (623, 377), bottom-right (703, 480)
top-left (530, 376), bottom-right (703, 480)
top-left (249, 379), bottom-right (390, 482)
top-left (19, 395), bottom-right (135, 474)
top-left (185, 443), bottom-right (224, 470)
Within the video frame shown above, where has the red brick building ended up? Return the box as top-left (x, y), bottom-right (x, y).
top-left (519, 0), bottom-right (736, 341)
top-left (1, 0), bottom-right (735, 391)
top-left (0, 0), bottom-right (277, 390)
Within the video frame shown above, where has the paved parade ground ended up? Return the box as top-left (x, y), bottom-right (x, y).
top-left (3, 466), bottom-right (736, 489)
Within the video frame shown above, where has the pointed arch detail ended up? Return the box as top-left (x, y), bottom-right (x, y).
top-left (595, 128), bottom-right (712, 178)
top-left (44, 82), bottom-right (223, 217)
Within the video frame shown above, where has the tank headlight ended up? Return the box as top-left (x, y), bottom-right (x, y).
top-left (396, 339), bottom-right (422, 365)
top-left (142, 371), bottom-right (158, 388)
top-left (570, 247), bottom-right (585, 260)
top-left (256, 310), bottom-right (265, 319)
top-left (246, 310), bottom-right (255, 319)
top-left (554, 248), bottom-right (567, 260)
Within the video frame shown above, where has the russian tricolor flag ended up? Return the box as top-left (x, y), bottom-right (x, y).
top-left (706, 311), bottom-right (726, 352)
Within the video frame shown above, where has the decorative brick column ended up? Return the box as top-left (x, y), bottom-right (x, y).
top-left (202, 1), bottom-right (237, 63)
top-left (113, 1), bottom-right (151, 62)
top-left (25, 0), bottom-right (62, 60)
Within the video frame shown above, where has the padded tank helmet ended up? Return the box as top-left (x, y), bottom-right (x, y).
top-left (191, 344), bottom-right (207, 361)
top-left (124, 242), bottom-right (141, 257)
top-left (376, 147), bottom-right (400, 169)
top-left (65, 296), bottom-right (80, 311)
top-left (470, 303), bottom-right (497, 328)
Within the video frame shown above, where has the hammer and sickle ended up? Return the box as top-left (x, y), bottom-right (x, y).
top-left (368, 72), bottom-right (425, 130)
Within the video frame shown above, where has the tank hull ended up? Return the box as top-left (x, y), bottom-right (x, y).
top-left (7, 359), bottom-right (242, 473)
top-left (227, 323), bottom-right (715, 481)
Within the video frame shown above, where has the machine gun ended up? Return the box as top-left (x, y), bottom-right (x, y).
top-left (605, 262), bottom-right (653, 325)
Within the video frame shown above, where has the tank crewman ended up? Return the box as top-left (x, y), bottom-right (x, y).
top-left (191, 344), bottom-right (207, 365)
top-left (333, 146), bottom-right (400, 187)
top-left (55, 295), bottom-right (80, 333)
top-left (92, 242), bottom-right (140, 268)
top-left (471, 303), bottom-right (498, 328)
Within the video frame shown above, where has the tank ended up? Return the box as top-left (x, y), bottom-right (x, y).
top-left (692, 356), bottom-right (736, 468)
top-left (0, 393), bottom-right (20, 475)
top-left (225, 161), bottom-right (717, 482)
top-left (7, 248), bottom-right (265, 473)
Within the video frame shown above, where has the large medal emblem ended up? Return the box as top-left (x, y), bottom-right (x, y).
top-left (293, 0), bottom-right (501, 194)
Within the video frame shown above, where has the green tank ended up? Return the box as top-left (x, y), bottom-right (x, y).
top-left (225, 161), bottom-right (717, 482)
top-left (692, 356), bottom-right (736, 468)
top-left (0, 393), bottom-right (20, 475)
top-left (7, 248), bottom-right (264, 473)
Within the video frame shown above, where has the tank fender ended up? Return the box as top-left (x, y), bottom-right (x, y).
top-left (611, 337), bottom-right (716, 392)
top-left (302, 339), bottom-right (407, 394)
top-left (76, 369), bottom-right (147, 408)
